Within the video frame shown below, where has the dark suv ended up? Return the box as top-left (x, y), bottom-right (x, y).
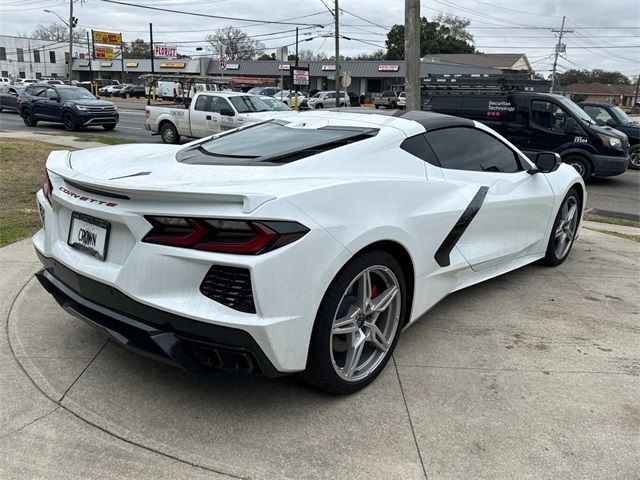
top-left (21, 84), bottom-right (118, 131)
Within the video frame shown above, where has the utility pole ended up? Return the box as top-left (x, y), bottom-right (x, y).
top-left (405, 0), bottom-right (420, 111)
top-left (68, 0), bottom-right (74, 82)
top-left (149, 23), bottom-right (154, 105)
top-left (87, 31), bottom-right (93, 89)
top-left (334, 0), bottom-right (340, 108)
top-left (550, 16), bottom-right (572, 94)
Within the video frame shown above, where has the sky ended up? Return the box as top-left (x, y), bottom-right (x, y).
top-left (0, 0), bottom-right (638, 79)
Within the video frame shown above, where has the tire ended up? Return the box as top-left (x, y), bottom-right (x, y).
top-left (564, 155), bottom-right (592, 180)
top-left (391, 102), bottom-right (397, 109)
top-left (629, 145), bottom-right (640, 170)
top-left (160, 122), bottom-right (180, 144)
top-left (315, 103), bottom-right (323, 109)
top-left (62, 111), bottom-right (78, 131)
top-left (102, 123), bottom-right (116, 131)
top-left (541, 188), bottom-right (581, 266)
top-left (302, 250), bottom-right (406, 394)
top-left (124, 93), bottom-right (130, 99)
top-left (374, 105), bottom-right (380, 109)
top-left (21, 109), bottom-right (37, 127)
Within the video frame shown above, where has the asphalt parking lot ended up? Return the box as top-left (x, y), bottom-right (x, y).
top-left (1, 226), bottom-right (638, 480)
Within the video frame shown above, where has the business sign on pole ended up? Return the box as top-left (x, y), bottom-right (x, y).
top-left (219, 58), bottom-right (226, 70)
top-left (92, 30), bottom-right (122, 46)
top-left (153, 45), bottom-right (177, 59)
top-left (291, 67), bottom-right (309, 86)
top-left (275, 46), bottom-right (288, 62)
top-left (95, 46), bottom-right (115, 59)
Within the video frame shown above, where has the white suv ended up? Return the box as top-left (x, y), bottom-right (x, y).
top-left (307, 91), bottom-right (350, 109)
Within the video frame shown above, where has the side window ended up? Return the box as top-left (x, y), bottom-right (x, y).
top-left (400, 134), bottom-right (440, 166)
top-left (45, 88), bottom-right (58, 99)
top-left (425, 127), bottom-right (521, 173)
top-left (530, 100), bottom-right (567, 134)
top-left (582, 105), bottom-right (613, 126)
top-left (327, 92), bottom-right (335, 99)
top-left (194, 95), bottom-right (209, 111)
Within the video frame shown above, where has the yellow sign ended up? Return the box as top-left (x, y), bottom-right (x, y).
top-left (160, 62), bottom-right (186, 68)
top-left (100, 61), bottom-right (113, 67)
top-left (93, 30), bottom-right (122, 46)
top-left (95, 46), bottom-right (115, 59)
top-left (126, 62), bottom-right (139, 68)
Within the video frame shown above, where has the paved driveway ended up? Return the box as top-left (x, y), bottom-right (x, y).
top-left (1, 229), bottom-right (638, 480)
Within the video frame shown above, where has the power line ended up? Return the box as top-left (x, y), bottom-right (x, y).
top-left (96, 0), bottom-right (327, 26)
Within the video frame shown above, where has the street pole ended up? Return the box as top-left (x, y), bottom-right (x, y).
top-left (405, 0), bottom-right (420, 111)
top-left (120, 38), bottom-right (125, 84)
top-left (87, 31), bottom-right (93, 93)
top-left (334, 0), bottom-right (340, 108)
top-left (149, 23), bottom-right (154, 105)
top-left (294, 26), bottom-right (299, 110)
top-left (550, 16), bottom-right (572, 94)
top-left (68, 0), bottom-right (74, 83)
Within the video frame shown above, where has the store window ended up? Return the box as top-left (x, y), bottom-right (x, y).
top-left (34, 49), bottom-right (41, 63)
top-left (0, 47), bottom-right (6, 61)
top-left (17, 48), bottom-right (24, 62)
top-left (50, 51), bottom-right (56, 63)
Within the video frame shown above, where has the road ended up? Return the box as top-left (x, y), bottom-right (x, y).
top-left (1, 106), bottom-right (638, 219)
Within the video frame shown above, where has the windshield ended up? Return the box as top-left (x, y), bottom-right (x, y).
top-left (311, 92), bottom-right (322, 99)
top-left (556, 96), bottom-right (595, 125)
top-left (58, 88), bottom-right (97, 101)
top-left (178, 121), bottom-right (378, 165)
top-left (610, 105), bottom-right (633, 124)
top-left (228, 95), bottom-right (269, 113)
top-left (261, 97), bottom-right (291, 111)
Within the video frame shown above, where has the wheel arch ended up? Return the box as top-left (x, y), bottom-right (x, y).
top-left (560, 149), bottom-right (594, 172)
top-left (353, 239), bottom-right (415, 326)
top-left (158, 118), bottom-right (177, 133)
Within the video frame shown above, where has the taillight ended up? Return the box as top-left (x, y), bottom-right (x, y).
top-left (142, 217), bottom-right (309, 254)
top-left (144, 108), bottom-right (150, 118)
top-left (42, 170), bottom-right (53, 205)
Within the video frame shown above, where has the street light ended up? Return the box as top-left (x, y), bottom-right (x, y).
top-left (43, 7), bottom-right (76, 83)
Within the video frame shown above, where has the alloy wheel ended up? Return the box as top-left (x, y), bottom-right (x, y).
top-left (567, 159), bottom-right (585, 178)
top-left (330, 265), bottom-right (401, 382)
top-left (630, 148), bottom-right (640, 169)
top-left (554, 194), bottom-right (579, 259)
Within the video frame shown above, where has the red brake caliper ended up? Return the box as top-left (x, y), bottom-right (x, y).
top-left (371, 283), bottom-right (379, 299)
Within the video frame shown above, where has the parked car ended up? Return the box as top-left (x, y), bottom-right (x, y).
top-left (0, 85), bottom-right (24, 112)
top-left (423, 91), bottom-right (630, 180)
top-left (579, 101), bottom-right (640, 170)
top-left (397, 92), bottom-right (406, 109)
top-left (115, 84), bottom-right (146, 99)
top-left (42, 79), bottom-right (64, 85)
top-left (247, 86), bottom-right (281, 97)
top-left (374, 91), bottom-right (399, 109)
top-left (0, 77), bottom-right (12, 87)
top-left (305, 91), bottom-right (350, 109)
top-left (21, 79), bottom-right (39, 86)
top-left (145, 91), bottom-right (292, 143)
top-left (20, 84), bottom-right (118, 131)
top-left (34, 110), bottom-right (585, 394)
top-left (258, 95), bottom-right (293, 111)
top-left (99, 84), bottom-right (126, 97)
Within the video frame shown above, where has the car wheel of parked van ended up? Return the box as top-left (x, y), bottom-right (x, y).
top-left (629, 145), bottom-right (640, 170)
top-left (302, 250), bottom-right (405, 394)
top-left (21, 109), bottom-right (37, 127)
top-left (62, 112), bottom-right (79, 131)
top-left (564, 155), bottom-right (591, 180)
top-left (160, 122), bottom-right (180, 144)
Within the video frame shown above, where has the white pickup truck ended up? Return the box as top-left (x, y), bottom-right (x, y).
top-left (145, 91), bottom-right (293, 143)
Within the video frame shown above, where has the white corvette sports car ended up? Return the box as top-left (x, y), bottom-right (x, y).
top-left (34, 110), bottom-right (585, 394)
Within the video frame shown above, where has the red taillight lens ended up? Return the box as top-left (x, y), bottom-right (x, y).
top-left (142, 217), bottom-right (309, 254)
top-left (144, 108), bottom-right (150, 118)
top-left (42, 170), bottom-right (53, 205)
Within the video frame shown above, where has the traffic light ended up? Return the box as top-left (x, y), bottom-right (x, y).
top-left (71, 16), bottom-right (78, 27)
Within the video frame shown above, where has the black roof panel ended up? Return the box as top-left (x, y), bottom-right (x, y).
top-left (400, 111), bottom-right (474, 131)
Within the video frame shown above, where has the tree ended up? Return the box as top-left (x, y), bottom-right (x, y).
top-left (297, 48), bottom-right (329, 61)
top-left (351, 49), bottom-right (386, 60)
top-left (555, 68), bottom-right (631, 86)
top-left (205, 27), bottom-right (264, 60)
top-left (31, 22), bottom-right (87, 44)
top-left (385, 16), bottom-right (475, 60)
top-left (434, 14), bottom-right (474, 43)
top-left (123, 38), bottom-right (151, 59)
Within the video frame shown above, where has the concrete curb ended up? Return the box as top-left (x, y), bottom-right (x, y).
top-left (0, 131), bottom-right (107, 149)
top-left (583, 220), bottom-right (640, 237)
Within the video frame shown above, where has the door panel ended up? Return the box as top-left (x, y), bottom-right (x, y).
top-left (190, 95), bottom-right (221, 138)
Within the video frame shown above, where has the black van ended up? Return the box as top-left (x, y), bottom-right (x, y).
top-left (422, 92), bottom-right (630, 180)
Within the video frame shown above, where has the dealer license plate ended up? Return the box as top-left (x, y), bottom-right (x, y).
top-left (67, 212), bottom-right (110, 261)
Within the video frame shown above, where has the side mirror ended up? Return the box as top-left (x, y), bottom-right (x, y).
top-left (220, 108), bottom-right (235, 116)
top-left (529, 152), bottom-right (561, 174)
top-left (605, 118), bottom-right (617, 128)
top-left (9, 91), bottom-right (18, 97)
top-left (564, 117), bottom-right (583, 136)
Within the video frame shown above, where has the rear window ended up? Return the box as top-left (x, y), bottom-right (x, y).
top-left (177, 121), bottom-right (378, 166)
top-left (228, 95), bottom-right (269, 113)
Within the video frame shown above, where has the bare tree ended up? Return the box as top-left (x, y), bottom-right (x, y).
top-left (297, 48), bottom-right (329, 61)
top-left (31, 22), bottom-right (87, 44)
top-left (205, 27), bottom-right (264, 60)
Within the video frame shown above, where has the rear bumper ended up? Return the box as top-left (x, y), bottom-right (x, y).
top-left (592, 153), bottom-right (629, 177)
top-left (35, 252), bottom-right (283, 377)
